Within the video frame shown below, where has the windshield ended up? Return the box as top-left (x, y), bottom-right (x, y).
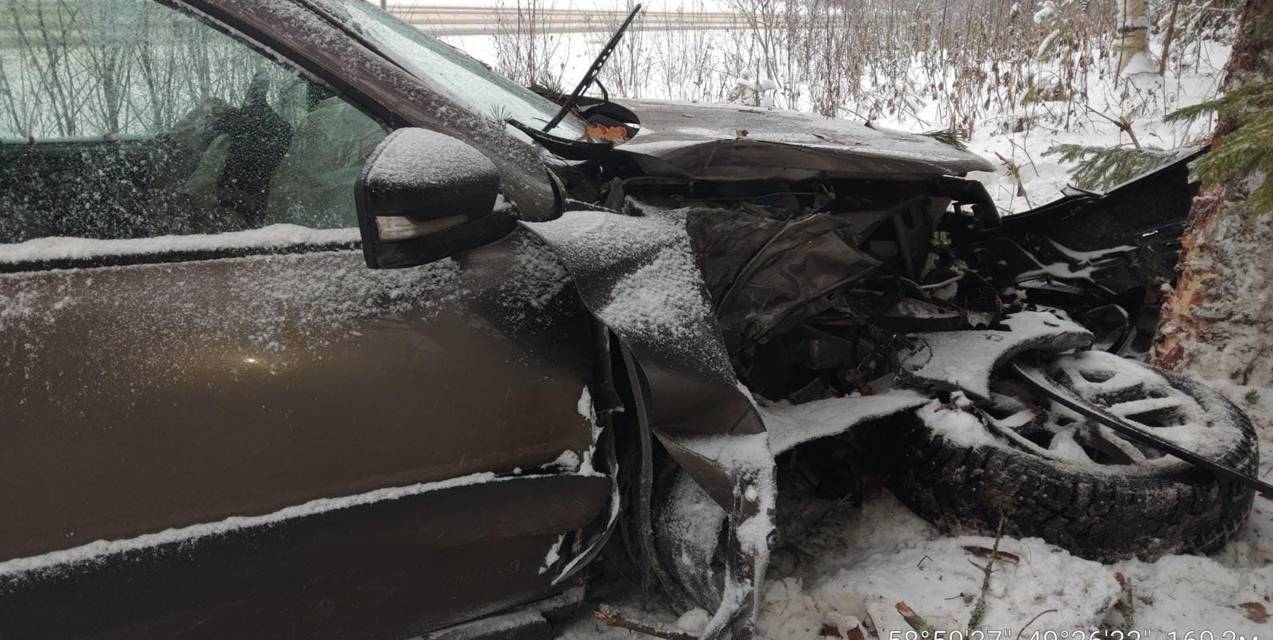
top-left (326, 1), bottom-right (586, 141)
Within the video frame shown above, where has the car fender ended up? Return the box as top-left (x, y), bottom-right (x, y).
top-left (523, 209), bottom-right (774, 638)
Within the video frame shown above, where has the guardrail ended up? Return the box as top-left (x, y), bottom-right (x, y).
top-left (0, 3), bottom-right (749, 47)
top-left (390, 5), bottom-right (750, 36)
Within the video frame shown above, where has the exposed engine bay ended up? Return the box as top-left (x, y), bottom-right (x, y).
top-left (608, 170), bottom-right (1175, 407)
top-left (526, 139), bottom-right (1245, 639)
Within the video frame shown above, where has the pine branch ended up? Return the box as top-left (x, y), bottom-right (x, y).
top-left (966, 514), bottom-right (1005, 632)
top-left (921, 128), bottom-right (968, 151)
top-left (1044, 144), bottom-right (1180, 192)
top-left (1171, 81), bottom-right (1273, 215)
top-left (1166, 80), bottom-right (1273, 124)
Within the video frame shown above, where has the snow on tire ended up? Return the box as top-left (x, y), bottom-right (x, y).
top-left (886, 352), bottom-right (1259, 562)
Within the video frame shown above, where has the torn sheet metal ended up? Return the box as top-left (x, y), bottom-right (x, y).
top-left (687, 207), bottom-right (882, 352)
top-left (761, 387), bottom-right (930, 454)
top-left (898, 310), bottom-right (1093, 400)
top-left (526, 208), bottom-right (770, 498)
top-left (524, 207), bottom-right (775, 637)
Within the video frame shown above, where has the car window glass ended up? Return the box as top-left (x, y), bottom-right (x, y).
top-left (330, 1), bottom-right (586, 140)
top-left (0, 0), bottom-right (387, 252)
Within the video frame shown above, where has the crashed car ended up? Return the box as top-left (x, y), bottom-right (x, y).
top-left (0, 1), bottom-right (1261, 639)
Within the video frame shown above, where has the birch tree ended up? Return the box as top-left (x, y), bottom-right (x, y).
top-left (1116, 0), bottom-right (1154, 74)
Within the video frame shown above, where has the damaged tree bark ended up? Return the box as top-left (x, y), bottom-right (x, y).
top-left (1154, 0), bottom-right (1273, 386)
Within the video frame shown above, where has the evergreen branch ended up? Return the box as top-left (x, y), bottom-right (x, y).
top-left (1044, 144), bottom-right (1180, 192)
top-left (1166, 80), bottom-right (1273, 124)
top-left (922, 128), bottom-right (968, 151)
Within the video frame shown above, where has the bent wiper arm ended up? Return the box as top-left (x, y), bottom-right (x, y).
top-left (543, 4), bottom-right (642, 133)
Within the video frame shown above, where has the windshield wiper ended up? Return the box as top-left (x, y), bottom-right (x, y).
top-left (543, 4), bottom-right (642, 133)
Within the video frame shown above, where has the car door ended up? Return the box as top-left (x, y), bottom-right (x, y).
top-left (0, 1), bottom-right (606, 637)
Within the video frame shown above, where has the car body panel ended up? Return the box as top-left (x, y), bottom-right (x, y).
top-left (0, 219), bottom-right (605, 635)
top-left (615, 99), bottom-right (995, 180)
top-left (525, 208), bottom-right (774, 635)
top-left (526, 209), bottom-right (768, 508)
top-left (0, 231), bottom-right (596, 561)
top-left (0, 473), bottom-right (609, 640)
top-left (2, 0), bottom-right (609, 634)
top-left (949, 150), bottom-right (1202, 355)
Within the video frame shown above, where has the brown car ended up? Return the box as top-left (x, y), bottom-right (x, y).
top-left (0, 1), bottom-right (1261, 639)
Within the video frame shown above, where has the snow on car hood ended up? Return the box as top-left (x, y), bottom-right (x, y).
top-left (615, 99), bottom-right (995, 180)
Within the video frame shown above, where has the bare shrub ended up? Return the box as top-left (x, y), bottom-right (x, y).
top-left (492, 0), bottom-right (569, 94)
top-left (1, 0), bottom-right (298, 140)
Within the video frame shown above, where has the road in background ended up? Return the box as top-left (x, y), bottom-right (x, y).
top-left (389, 4), bottom-right (748, 36)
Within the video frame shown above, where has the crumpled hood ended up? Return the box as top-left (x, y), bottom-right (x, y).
top-left (615, 99), bottom-right (994, 180)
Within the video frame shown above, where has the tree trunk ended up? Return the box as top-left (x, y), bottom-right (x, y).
top-left (1116, 0), bottom-right (1153, 74)
top-left (1154, 0), bottom-right (1273, 386)
top-left (1158, 0), bottom-right (1182, 75)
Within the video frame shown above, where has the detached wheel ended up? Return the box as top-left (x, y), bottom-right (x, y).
top-left (887, 351), bottom-right (1258, 562)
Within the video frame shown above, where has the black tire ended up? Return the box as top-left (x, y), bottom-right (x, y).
top-left (886, 364), bottom-right (1259, 562)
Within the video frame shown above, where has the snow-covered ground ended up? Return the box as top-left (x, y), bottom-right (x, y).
top-left (561, 385), bottom-right (1273, 638)
top-left (944, 53), bottom-right (1229, 214)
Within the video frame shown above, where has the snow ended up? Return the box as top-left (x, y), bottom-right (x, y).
top-left (761, 529), bottom-right (1121, 635)
top-left (550, 449), bottom-right (583, 470)
top-left (600, 246), bottom-right (713, 343)
top-left (560, 350), bottom-right (1272, 640)
top-left (1122, 51), bottom-right (1161, 77)
top-left (564, 479), bottom-right (1273, 639)
top-left (1046, 240), bottom-right (1136, 262)
top-left (365, 127), bottom-right (495, 189)
top-left (761, 387), bottom-right (930, 454)
top-left (498, 232), bottom-right (572, 315)
top-left (576, 385), bottom-right (603, 474)
top-left (1032, 2), bottom-right (1056, 25)
top-left (527, 206), bottom-right (737, 380)
top-left (540, 533), bottom-right (567, 575)
top-left (0, 225), bottom-right (359, 265)
top-left (563, 492), bottom-right (1122, 638)
top-left (917, 395), bottom-right (1001, 449)
top-left (675, 608), bottom-right (711, 633)
top-left (655, 430), bottom-right (777, 637)
top-left (900, 309), bottom-right (1093, 400)
top-left (948, 36), bottom-right (1229, 213)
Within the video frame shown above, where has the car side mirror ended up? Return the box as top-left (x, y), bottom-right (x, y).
top-left (356, 128), bottom-right (516, 268)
